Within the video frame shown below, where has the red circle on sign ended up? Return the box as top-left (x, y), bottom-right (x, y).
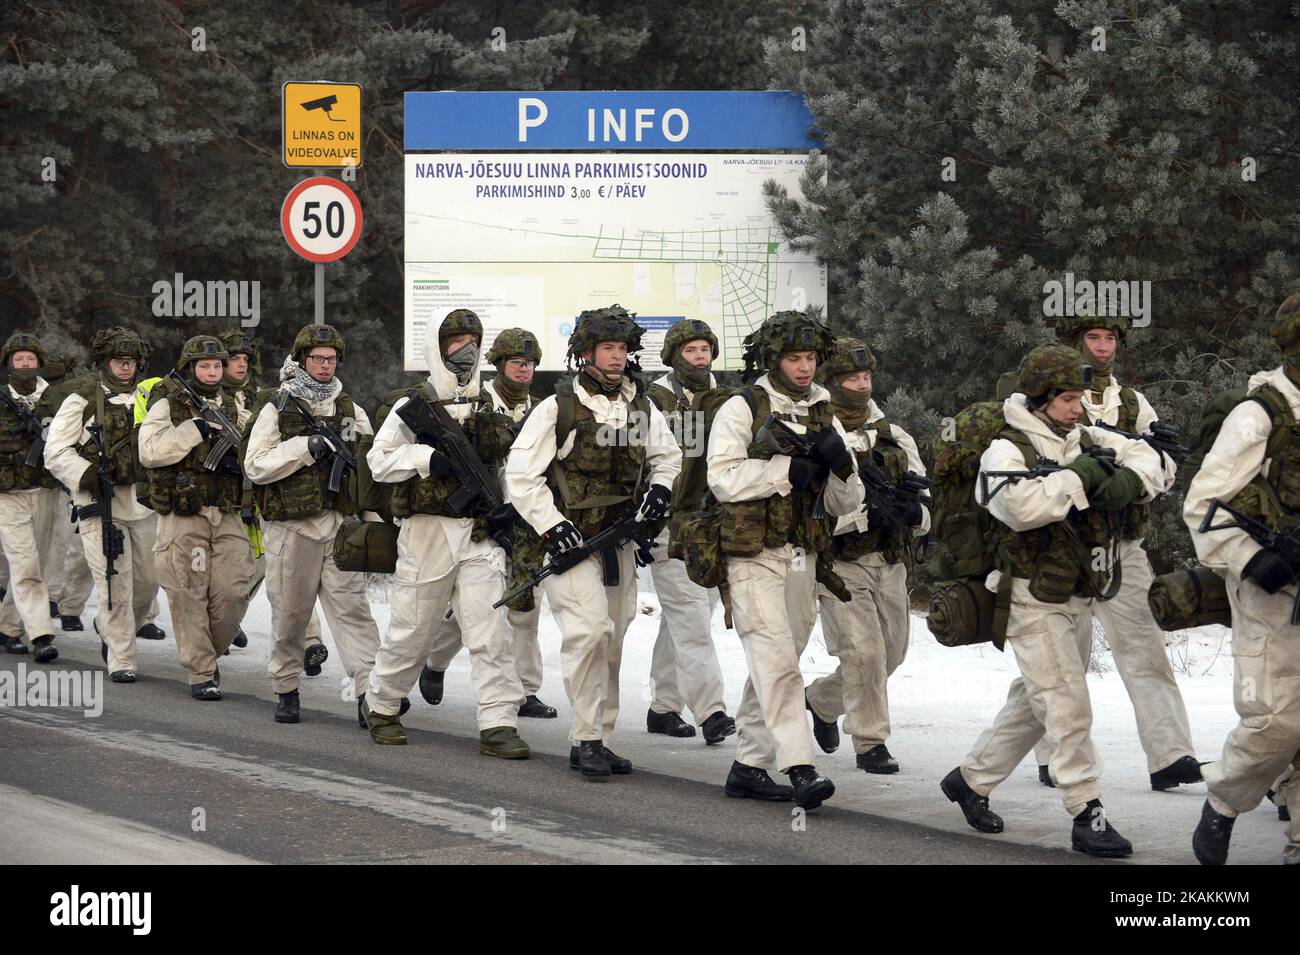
top-left (280, 176), bottom-right (364, 262)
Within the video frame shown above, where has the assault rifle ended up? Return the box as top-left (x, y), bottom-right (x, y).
top-left (1200, 497), bottom-right (1300, 625)
top-left (752, 414), bottom-right (829, 519)
top-left (167, 370), bottom-right (241, 472)
top-left (493, 510), bottom-right (654, 609)
top-left (979, 445), bottom-right (1117, 506)
top-left (858, 458), bottom-right (933, 531)
top-left (1094, 420), bottom-right (1189, 464)
top-left (279, 392), bottom-right (356, 494)
top-left (0, 388), bottom-right (46, 468)
top-left (395, 391), bottom-right (503, 519)
top-left (83, 423), bottom-right (125, 611)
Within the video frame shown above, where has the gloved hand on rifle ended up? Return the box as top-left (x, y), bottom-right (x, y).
top-left (192, 418), bottom-right (216, 442)
top-left (543, 520), bottom-right (583, 558)
top-left (811, 428), bottom-right (854, 480)
top-left (636, 485), bottom-right (670, 524)
top-left (307, 435), bottom-right (330, 462)
top-left (789, 456), bottom-right (821, 490)
top-left (1064, 452), bottom-right (1115, 494)
top-left (77, 467), bottom-right (99, 498)
top-left (1088, 466), bottom-right (1144, 512)
top-left (634, 539), bottom-right (655, 567)
top-left (216, 449), bottom-right (242, 478)
top-left (1243, 547), bottom-right (1300, 595)
top-left (427, 448), bottom-right (454, 478)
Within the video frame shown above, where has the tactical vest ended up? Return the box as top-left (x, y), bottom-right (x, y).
top-left (991, 428), bottom-right (1120, 603)
top-left (0, 387), bottom-right (54, 492)
top-left (719, 388), bottom-right (837, 557)
top-left (144, 378), bottom-right (241, 515)
top-left (75, 379), bottom-right (145, 487)
top-left (1083, 384), bottom-right (1149, 539)
top-left (546, 377), bottom-right (651, 538)
top-left (833, 417), bottom-right (912, 564)
top-left (254, 389), bottom-right (359, 522)
top-left (1223, 384), bottom-right (1300, 533)
top-left (388, 384), bottom-right (517, 535)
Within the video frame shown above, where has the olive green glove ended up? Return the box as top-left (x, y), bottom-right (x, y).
top-left (77, 467), bottom-right (99, 497)
top-left (1064, 453), bottom-right (1114, 494)
top-left (1089, 466), bottom-right (1145, 512)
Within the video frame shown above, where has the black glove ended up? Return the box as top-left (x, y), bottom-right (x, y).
top-left (636, 485), bottom-right (671, 524)
top-left (902, 502), bottom-right (924, 528)
top-left (307, 435), bottom-right (330, 461)
top-left (486, 503), bottom-right (519, 540)
top-left (192, 418), bottom-right (215, 442)
top-left (1242, 548), bottom-right (1300, 595)
top-left (634, 540), bottom-right (655, 567)
top-left (789, 456), bottom-right (821, 491)
top-left (428, 449), bottom-right (453, 478)
top-left (812, 428), bottom-right (854, 480)
top-left (216, 449), bottom-right (242, 478)
top-left (543, 520), bottom-right (583, 558)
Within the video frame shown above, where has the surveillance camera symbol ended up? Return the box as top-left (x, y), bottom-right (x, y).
top-left (302, 94), bottom-right (345, 122)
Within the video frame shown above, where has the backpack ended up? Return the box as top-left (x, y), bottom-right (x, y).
top-left (1178, 384), bottom-right (1294, 498)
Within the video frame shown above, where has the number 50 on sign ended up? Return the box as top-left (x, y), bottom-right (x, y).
top-left (280, 177), bottom-right (364, 262)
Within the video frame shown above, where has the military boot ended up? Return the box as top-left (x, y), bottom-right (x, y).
top-left (60, 615), bottom-right (84, 631)
top-left (701, 711), bottom-right (736, 745)
top-left (787, 765), bottom-right (835, 810)
top-left (1192, 800), bottom-right (1234, 865)
top-left (274, 689), bottom-right (300, 724)
top-left (303, 643), bottom-right (328, 676)
top-left (480, 726), bottom-right (530, 759)
top-left (49, 600), bottom-right (59, 618)
top-left (724, 761), bottom-right (794, 802)
top-left (232, 629), bottom-right (248, 648)
top-left (31, 635), bottom-right (58, 664)
top-left (3, 633), bottom-right (28, 655)
top-left (136, 623), bottom-right (166, 640)
top-left (1071, 801), bottom-right (1133, 858)
top-left (356, 694), bottom-right (409, 727)
top-left (360, 696), bottom-right (407, 745)
top-left (191, 681), bottom-right (222, 702)
top-left (647, 708), bottom-right (695, 738)
top-left (941, 766), bottom-right (1004, 833)
top-left (110, 670), bottom-right (137, 683)
top-left (418, 664), bottom-right (444, 705)
top-left (855, 744), bottom-right (899, 775)
top-left (1038, 764), bottom-right (1056, 787)
top-left (1150, 755), bottom-right (1204, 791)
top-left (570, 740), bottom-right (611, 779)
top-left (518, 694), bottom-right (557, 719)
top-left (805, 693), bottom-right (839, 753)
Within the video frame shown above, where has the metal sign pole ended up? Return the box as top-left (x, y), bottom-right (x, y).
top-left (315, 261), bottom-right (324, 322)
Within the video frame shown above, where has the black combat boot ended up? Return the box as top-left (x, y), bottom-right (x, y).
top-left (724, 761), bottom-right (795, 801)
top-left (647, 708), bottom-right (696, 738)
top-left (49, 600), bottom-right (60, 618)
top-left (856, 744), bottom-right (900, 775)
top-left (418, 664), bottom-right (444, 704)
top-left (1038, 764), bottom-right (1056, 787)
top-left (787, 765), bottom-right (835, 810)
top-left (1150, 755), bottom-right (1204, 791)
top-left (1192, 800), bottom-right (1234, 865)
top-left (701, 711), bottom-right (736, 745)
top-left (191, 681), bottom-right (222, 702)
top-left (303, 643), bottom-right (328, 676)
top-left (232, 629), bottom-right (248, 648)
top-left (941, 766), bottom-right (1004, 833)
top-left (356, 694), bottom-right (409, 727)
top-left (805, 694), bottom-right (839, 754)
top-left (3, 633), bottom-right (28, 655)
top-left (136, 623), bottom-right (166, 640)
top-left (518, 694), bottom-right (558, 719)
top-left (110, 670), bottom-right (137, 683)
top-left (275, 689), bottom-right (300, 724)
top-left (212, 665), bottom-right (220, 687)
top-left (32, 635), bottom-right (58, 663)
top-left (570, 740), bottom-right (612, 779)
top-left (1071, 800), bottom-right (1133, 858)
top-left (60, 615), bottom-right (84, 631)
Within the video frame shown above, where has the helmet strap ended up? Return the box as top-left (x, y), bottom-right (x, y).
top-left (580, 363), bottom-right (624, 396)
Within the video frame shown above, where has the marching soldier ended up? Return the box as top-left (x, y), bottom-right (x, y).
top-left (244, 323), bottom-right (381, 724)
top-left (418, 327), bottom-right (557, 720)
top-left (644, 318), bottom-right (734, 744)
top-left (1185, 294), bottom-right (1300, 866)
top-left (218, 329), bottom-right (325, 662)
top-left (362, 310), bottom-right (529, 756)
top-left (941, 344), bottom-right (1174, 857)
top-left (804, 339), bottom-right (928, 773)
top-left (44, 327), bottom-right (159, 682)
top-left (1029, 314), bottom-right (1202, 790)
top-left (706, 310), bottom-right (863, 809)
top-left (505, 305), bottom-right (681, 778)
top-left (138, 336), bottom-right (254, 700)
top-left (0, 333), bottom-right (61, 661)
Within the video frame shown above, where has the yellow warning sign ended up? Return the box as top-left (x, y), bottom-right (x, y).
top-left (282, 82), bottom-right (362, 168)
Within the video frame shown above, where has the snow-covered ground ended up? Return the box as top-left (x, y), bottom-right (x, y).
top-left (64, 572), bottom-right (1291, 865)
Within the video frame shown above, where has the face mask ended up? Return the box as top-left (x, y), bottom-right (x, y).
top-left (189, 368), bottom-right (220, 397)
top-left (581, 363), bottom-right (624, 396)
top-left (493, 366), bottom-right (530, 403)
top-left (100, 362), bottom-right (137, 394)
top-left (672, 355), bottom-right (711, 392)
top-left (770, 364), bottom-right (811, 401)
top-left (8, 367), bottom-right (37, 394)
top-left (444, 343), bottom-right (479, 383)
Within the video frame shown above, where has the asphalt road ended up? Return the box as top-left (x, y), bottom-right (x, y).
top-left (0, 647), bottom-right (1103, 865)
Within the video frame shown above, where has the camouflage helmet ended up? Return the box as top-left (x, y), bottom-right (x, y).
top-left (40, 351), bottom-right (73, 383)
top-left (439, 309), bottom-right (484, 352)
top-left (218, 329), bottom-right (258, 361)
top-left (567, 304), bottom-right (645, 361)
top-left (176, 335), bottom-right (229, 372)
top-left (741, 310), bottom-right (834, 375)
top-left (292, 323), bottom-right (345, 363)
top-left (659, 318), bottom-right (719, 365)
top-left (816, 337), bottom-right (876, 384)
top-left (486, 327), bottom-right (542, 365)
top-left (1, 331), bottom-right (45, 366)
top-left (91, 326), bottom-right (149, 363)
top-left (1270, 293), bottom-right (1300, 358)
top-left (1056, 313), bottom-right (1130, 344)
top-left (994, 370), bottom-right (1021, 401)
top-left (1016, 344), bottom-right (1094, 399)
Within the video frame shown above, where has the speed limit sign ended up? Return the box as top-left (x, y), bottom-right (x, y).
top-left (280, 176), bottom-right (363, 262)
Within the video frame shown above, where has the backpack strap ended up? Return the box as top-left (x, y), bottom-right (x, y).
top-left (554, 377), bottom-right (578, 451)
top-left (1118, 386), bottom-right (1140, 433)
top-left (999, 426), bottom-right (1038, 470)
top-left (1248, 383), bottom-right (1294, 461)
